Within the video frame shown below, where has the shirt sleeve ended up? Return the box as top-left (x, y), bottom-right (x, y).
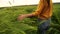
top-left (32, 0), bottom-right (44, 16)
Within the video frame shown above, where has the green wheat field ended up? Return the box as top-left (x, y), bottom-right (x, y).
top-left (0, 3), bottom-right (60, 34)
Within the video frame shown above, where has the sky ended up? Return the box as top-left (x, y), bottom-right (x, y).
top-left (0, 0), bottom-right (60, 7)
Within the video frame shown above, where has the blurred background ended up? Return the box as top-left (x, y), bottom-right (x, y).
top-left (0, 0), bottom-right (60, 7)
top-left (0, 0), bottom-right (60, 34)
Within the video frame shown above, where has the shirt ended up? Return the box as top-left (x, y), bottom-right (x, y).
top-left (32, 0), bottom-right (53, 19)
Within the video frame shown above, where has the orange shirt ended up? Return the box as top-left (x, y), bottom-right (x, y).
top-left (32, 0), bottom-right (53, 19)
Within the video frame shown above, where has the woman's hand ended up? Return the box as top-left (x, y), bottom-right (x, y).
top-left (17, 13), bottom-right (34, 21)
top-left (17, 14), bottom-right (27, 21)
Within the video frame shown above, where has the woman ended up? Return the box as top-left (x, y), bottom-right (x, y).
top-left (17, 0), bottom-right (53, 34)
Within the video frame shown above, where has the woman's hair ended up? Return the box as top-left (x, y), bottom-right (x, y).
top-left (36, 0), bottom-right (52, 10)
top-left (46, 0), bottom-right (50, 7)
top-left (47, 0), bottom-right (50, 5)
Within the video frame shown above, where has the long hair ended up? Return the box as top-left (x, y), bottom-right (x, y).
top-left (46, 0), bottom-right (50, 6)
top-left (36, 0), bottom-right (52, 9)
top-left (46, 0), bottom-right (51, 8)
top-left (39, 0), bottom-right (53, 15)
top-left (46, 0), bottom-right (52, 8)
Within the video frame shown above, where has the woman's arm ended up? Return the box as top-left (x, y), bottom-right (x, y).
top-left (17, 13), bottom-right (34, 21)
top-left (17, 0), bottom-right (45, 21)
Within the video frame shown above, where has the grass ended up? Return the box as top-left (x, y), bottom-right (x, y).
top-left (0, 3), bottom-right (60, 34)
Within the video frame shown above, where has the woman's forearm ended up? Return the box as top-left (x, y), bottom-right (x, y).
top-left (26, 13), bottom-right (35, 17)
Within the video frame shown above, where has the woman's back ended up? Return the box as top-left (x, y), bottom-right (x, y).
top-left (32, 0), bottom-right (53, 19)
top-left (39, 0), bottom-right (53, 19)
